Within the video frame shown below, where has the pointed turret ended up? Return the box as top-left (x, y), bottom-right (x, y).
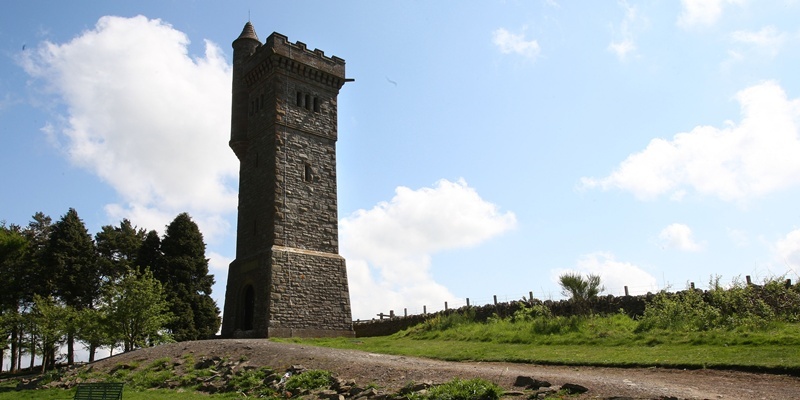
top-left (230, 22), bottom-right (262, 160)
top-left (237, 21), bottom-right (259, 42)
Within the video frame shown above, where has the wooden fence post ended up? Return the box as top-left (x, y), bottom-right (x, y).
top-left (624, 286), bottom-right (629, 296)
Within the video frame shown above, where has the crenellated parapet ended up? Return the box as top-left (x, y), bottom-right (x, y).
top-left (241, 32), bottom-right (347, 90)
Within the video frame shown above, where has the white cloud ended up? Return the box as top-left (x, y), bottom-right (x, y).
top-left (677, 0), bottom-right (743, 28)
top-left (773, 229), bottom-right (800, 277)
top-left (658, 223), bottom-right (704, 252)
top-left (340, 179), bottom-right (517, 319)
top-left (730, 26), bottom-right (787, 57)
top-left (552, 252), bottom-right (658, 297)
top-left (581, 81), bottom-right (800, 202)
top-left (21, 15), bottom-right (236, 242)
top-left (608, 1), bottom-right (646, 61)
top-left (207, 251), bottom-right (233, 272)
top-left (492, 28), bottom-right (541, 60)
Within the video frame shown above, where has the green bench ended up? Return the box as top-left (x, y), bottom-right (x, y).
top-left (73, 382), bottom-right (124, 400)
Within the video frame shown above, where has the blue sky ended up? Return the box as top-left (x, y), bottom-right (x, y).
top-left (3, 1), bottom-right (800, 327)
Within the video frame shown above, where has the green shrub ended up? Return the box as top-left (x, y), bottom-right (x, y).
top-left (511, 302), bottom-right (552, 322)
top-left (408, 378), bottom-right (503, 400)
top-left (227, 366), bottom-right (278, 397)
top-left (635, 288), bottom-right (721, 332)
top-left (284, 369), bottom-right (332, 392)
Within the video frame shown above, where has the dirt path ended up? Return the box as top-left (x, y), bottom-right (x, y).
top-left (90, 339), bottom-right (800, 399)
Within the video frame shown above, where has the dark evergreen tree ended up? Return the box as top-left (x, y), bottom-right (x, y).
top-left (0, 223), bottom-right (28, 373)
top-left (22, 213), bottom-right (53, 299)
top-left (42, 208), bottom-right (98, 364)
top-left (136, 230), bottom-right (163, 272)
top-left (156, 213), bottom-right (220, 341)
top-left (96, 219), bottom-right (147, 282)
top-left (10, 212), bottom-right (53, 372)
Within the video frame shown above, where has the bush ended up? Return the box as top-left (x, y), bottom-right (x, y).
top-left (636, 288), bottom-right (721, 332)
top-left (511, 302), bottom-right (552, 322)
top-left (637, 277), bottom-right (800, 333)
top-left (420, 378), bottom-right (503, 400)
top-left (284, 369), bottom-right (332, 392)
top-left (227, 366), bottom-right (278, 397)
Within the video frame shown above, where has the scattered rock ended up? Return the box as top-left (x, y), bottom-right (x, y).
top-left (560, 382), bottom-right (589, 394)
top-left (512, 375), bottom-right (551, 389)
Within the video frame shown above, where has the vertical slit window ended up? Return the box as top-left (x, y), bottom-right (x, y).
top-left (313, 97), bottom-right (320, 112)
top-left (296, 91), bottom-right (303, 107)
top-left (305, 94), bottom-right (311, 110)
top-left (304, 163), bottom-right (313, 182)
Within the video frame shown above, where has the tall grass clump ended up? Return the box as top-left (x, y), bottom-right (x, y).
top-left (402, 309), bottom-right (478, 339)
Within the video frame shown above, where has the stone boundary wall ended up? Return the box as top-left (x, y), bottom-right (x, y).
top-left (353, 293), bottom-right (656, 337)
top-left (354, 279), bottom-right (797, 337)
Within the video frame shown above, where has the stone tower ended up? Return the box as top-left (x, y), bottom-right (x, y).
top-left (221, 22), bottom-right (353, 338)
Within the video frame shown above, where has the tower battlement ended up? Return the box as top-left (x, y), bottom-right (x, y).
top-left (240, 33), bottom-right (347, 90)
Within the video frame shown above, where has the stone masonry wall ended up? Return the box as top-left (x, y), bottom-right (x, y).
top-left (269, 247), bottom-right (353, 332)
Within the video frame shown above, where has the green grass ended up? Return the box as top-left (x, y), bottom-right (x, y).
top-left (282, 314), bottom-right (800, 374)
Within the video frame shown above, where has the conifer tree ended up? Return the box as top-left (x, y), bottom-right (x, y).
top-left (42, 208), bottom-right (98, 364)
top-left (136, 230), bottom-right (163, 272)
top-left (96, 219), bottom-right (147, 282)
top-left (0, 223), bottom-right (28, 373)
top-left (156, 213), bottom-right (220, 341)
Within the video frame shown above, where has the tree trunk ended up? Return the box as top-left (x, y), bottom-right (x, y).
top-left (9, 328), bottom-right (18, 373)
top-left (88, 343), bottom-right (96, 363)
top-left (67, 332), bottom-right (74, 365)
top-left (29, 338), bottom-right (35, 370)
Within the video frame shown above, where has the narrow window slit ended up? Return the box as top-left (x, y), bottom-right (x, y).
top-left (304, 163), bottom-right (313, 182)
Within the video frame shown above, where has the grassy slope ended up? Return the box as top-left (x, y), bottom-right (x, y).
top-left (288, 314), bottom-right (800, 375)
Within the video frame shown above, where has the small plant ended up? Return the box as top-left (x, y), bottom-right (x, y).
top-left (284, 369), bottom-right (332, 392)
top-left (512, 302), bottom-right (552, 322)
top-left (408, 378), bottom-right (503, 400)
top-left (227, 366), bottom-right (278, 397)
top-left (559, 272), bottom-right (604, 315)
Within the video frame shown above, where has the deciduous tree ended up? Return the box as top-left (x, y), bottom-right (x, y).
top-left (104, 268), bottom-right (172, 352)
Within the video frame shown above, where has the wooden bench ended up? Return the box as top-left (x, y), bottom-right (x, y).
top-left (73, 382), bottom-right (124, 400)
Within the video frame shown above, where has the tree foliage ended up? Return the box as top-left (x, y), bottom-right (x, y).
top-left (0, 209), bottom-right (221, 371)
top-left (104, 268), bottom-right (172, 351)
top-left (44, 208), bottom-right (99, 309)
top-left (30, 295), bottom-right (74, 372)
top-left (156, 213), bottom-right (220, 341)
top-left (559, 272), bottom-right (604, 315)
top-left (95, 219), bottom-right (146, 281)
top-left (559, 272), bottom-right (604, 302)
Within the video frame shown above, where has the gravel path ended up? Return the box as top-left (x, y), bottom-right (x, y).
top-left (89, 339), bottom-right (800, 399)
